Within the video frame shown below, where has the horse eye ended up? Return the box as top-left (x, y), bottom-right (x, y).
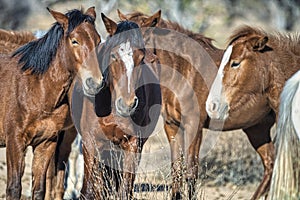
top-left (71, 38), bottom-right (79, 46)
top-left (111, 53), bottom-right (117, 60)
top-left (231, 61), bottom-right (241, 68)
top-left (128, 51), bottom-right (133, 56)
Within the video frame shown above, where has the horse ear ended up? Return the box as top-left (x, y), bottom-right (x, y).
top-left (117, 9), bottom-right (128, 21)
top-left (47, 8), bottom-right (68, 30)
top-left (142, 10), bottom-right (161, 27)
top-left (252, 36), bottom-right (268, 51)
top-left (101, 13), bottom-right (117, 36)
top-left (85, 6), bottom-right (96, 20)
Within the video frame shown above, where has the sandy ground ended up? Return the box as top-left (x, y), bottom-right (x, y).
top-left (0, 1), bottom-right (281, 199)
top-left (0, 148), bottom-right (257, 200)
top-left (0, 117), bottom-right (261, 199)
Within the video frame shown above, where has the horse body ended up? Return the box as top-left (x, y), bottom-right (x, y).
top-left (118, 10), bottom-right (226, 199)
top-left (70, 16), bottom-right (161, 199)
top-left (206, 25), bottom-right (300, 199)
top-left (0, 7), bottom-right (102, 200)
top-left (118, 11), bottom-right (283, 200)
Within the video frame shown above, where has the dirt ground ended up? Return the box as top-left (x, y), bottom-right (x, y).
top-left (0, 116), bottom-right (269, 199)
top-left (0, 2), bottom-right (273, 199)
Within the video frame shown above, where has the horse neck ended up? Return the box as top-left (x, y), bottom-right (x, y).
top-left (39, 46), bottom-right (75, 107)
top-left (266, 47), bottom-right (300, 112)
top-left (157, 19), bottom-right (223, 66)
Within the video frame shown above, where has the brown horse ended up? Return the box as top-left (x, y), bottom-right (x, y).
top-left (70, 14), bottom-right (161, 199)
top-left (269, 70), bottom-right (300, 200)
top-left (0, 29), bottom-right (78, 200)
top-left (206, 25), bottom-right (300, 199)
top-left (0, 7), bottom-right (102, 200)
top-left (118, 11), bottom-right (278, 200)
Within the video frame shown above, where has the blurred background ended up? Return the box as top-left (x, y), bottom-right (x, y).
top-left (0, 0), bottom-right (299, 199)
top-left (1, 0), bottom-right (300, 48)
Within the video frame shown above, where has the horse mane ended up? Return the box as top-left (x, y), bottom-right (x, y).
top-left (99, 20), bottom-right (145, 73)
top-left (124, 11), bottom-right (219, 51)
top-left (12, 8), bottom-right (95, 75)
top-left (228, 25), bottom-right (300, 52)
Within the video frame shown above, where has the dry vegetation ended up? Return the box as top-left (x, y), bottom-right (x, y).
top-left (0, 0), bottom-right (291, 199)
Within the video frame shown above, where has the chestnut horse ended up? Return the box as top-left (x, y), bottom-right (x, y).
top-left (70, 14), bottom-right (161, 199)
top-left (206, 25), bottom-right (300, 199)
top-left (118, 11), bottom-right (280, 200)
top-left (0, 29), bottom-right (81, 200)
top-left (0, 7), bottom-right (102, 200)
top-left (269, 70), bottom-right (300, 200)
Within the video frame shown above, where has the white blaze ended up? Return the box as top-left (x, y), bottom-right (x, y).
top-left (206, 45), bottom-right (233, 118)
top-left (218, 45), bottom-right (233, 78)
top-left (118, 41), bottom-right (134, 93)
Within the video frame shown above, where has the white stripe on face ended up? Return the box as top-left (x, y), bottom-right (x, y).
top-left (118, 41), bottom-right (134, 93)
top-left (218, 45), bottom-right (233, 77)
top-left (205, 45), bottom-right (233, 118)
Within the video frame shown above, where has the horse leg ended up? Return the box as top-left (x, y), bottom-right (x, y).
top-left (243, 113), bottom-right (275, 200)
top-left (185, 126), bottom-right (203, 199)
top-left (31, 104), bottom-right (69, 199)
top-left (31, 140), bottom-right (57, 199)
top-left (80, 139), bottom-right (99, 199)
top-left (45, 155), bottom-right (55, 200)
top-left (54, 127), bottom-right (78, 200)
top-left (6, 134), bottom-right (26, 200)
top-left (165, 120), bottom-right (185, 200)
top-left (121, 137), bottom-right (144, 199)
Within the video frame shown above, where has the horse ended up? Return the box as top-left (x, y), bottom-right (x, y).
top-left (0, 28), bottom-right (83, 200)
top-left (70, 14), bottom-right (161, 199)
top-left (206, 25), bottom-right (300, 199)
top-left (0, 7), bottom-right (102, 199)
top-left (118, 10), bottom-right (281, 200)
top-left (117, 9), bottom-right (224, 199)
top-left (269, 70), bottom-right (300, 200)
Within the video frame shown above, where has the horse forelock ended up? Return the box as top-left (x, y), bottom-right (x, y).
top-left (13, 8), bottom-right (94, 75)
top-left (99, 21), bottom-right (145, 74)
top-left (65, 9), bottom-right (95, 35)
top-left (228, 25), bottom-right (300, 50)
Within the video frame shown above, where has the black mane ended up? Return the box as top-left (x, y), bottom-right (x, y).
top-left (13, 9), bottom-right (95, 75)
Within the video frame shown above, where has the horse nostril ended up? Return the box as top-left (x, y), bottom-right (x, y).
top-left (116, 97), bottom-right (138, 117)
top-left (117, 98), bottom-right (125, 109)
top-left (210, 101), bottom-right (219, 113)
top-left (131, 97), bottom-right (138, 110)
top-left (86, 78), bottom-right (95, 88)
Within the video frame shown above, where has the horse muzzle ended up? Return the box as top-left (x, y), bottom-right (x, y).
top-left (83, 77), bottom-right (103, 97)
top-left (206, 98), bottom-right (229, 121)
top-left (115, 96), bottom-right (139, 117)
